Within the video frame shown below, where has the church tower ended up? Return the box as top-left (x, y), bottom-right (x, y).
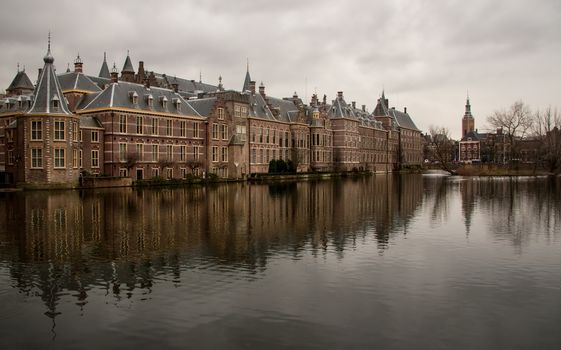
top-left (462, 94), bottom-right (475, 138)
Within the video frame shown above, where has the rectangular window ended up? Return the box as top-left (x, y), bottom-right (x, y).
top-left (234, 105), bottom-right (241, 117)
top-left (180, 145), bottom-right (186, 161)
top-left (221, 124), bottom-right (228, 140)
top-left (166, 119), bottom-right (172, 136)
top-left (151, 118), bottom-right (158, 135)
top-left (212, 123), bottom-right (219, 139)
top-left (166, 168), bottom-right (173, 179)
top-left (180, 121), bottom-right (186, 137)
top-left (181, 168), bottom-right (187, 179)
top-left (194, 145), bottom-right (201, 160)
top-left (91, 150), bottom-right (99, 168)
top-left (136, 116), bottom-right (143, 134)
top-left (91, 131), bottom-right (99, 142)
top-left (193, 122), bottom-right (200, 138)
top-left (266, 129), bottom-right (270, 143)
top-left (31, 148), bottom-right (42, 168)
top-left (136, 143), bottom-right (143, 161)
top-left (251, 149), bottom-right (256, 164)
top-left (54, 121), bottom-right (65, 140)
top-left (79, 149), bottom-right (83, 168)
top-left (152, 168), bottom-right (159, 177)
top-left (151, 145), bottom-right (158, 162)
top-left (72, 122), bottom-right (78, 142)
top-left (119, 115), bottom-right (127, 133)
top-left (221, 146), bottom-right (228, 162)
top-left (73, 149), bottom-right (78, 168)
top-left (7, 150), bottom-right (14, 165)
top-left (166, 145), bottom-right (173, 161)
top-left (54, 148), bottom-right (65, 168)
top-left (119, 143), bottom-right (127, 162)
top-left (241, 106), bottom-right (247, 116)
top-left (119, 168), bottom-right (128, 177)
top-left (31, 121), bottom-right (42, 140)
top-left (212, 146), bottom-right (218, 162)
top-left (218, 107), bottom-right (225, 120)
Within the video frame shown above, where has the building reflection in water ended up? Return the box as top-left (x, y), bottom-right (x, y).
top-left (0, 176), bottom-right (423, 320)
top-left (1, 175), bottom-right (559, 324)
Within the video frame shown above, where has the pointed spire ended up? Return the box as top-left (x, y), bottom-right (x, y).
top-left (66, 63), bottom-right (70, 73)
top-left (218, 75), bottom-right (223, 91)
top-left (121, 50), bottom-right (134, 73)
top-left (465, 92), bottom-right (472, 117)
top-left (99, 51), bottom-right (110, 78)
top-left (43, 31), bottom-right (54, 64)
top-left (242, 59), bottom-right (252, 92)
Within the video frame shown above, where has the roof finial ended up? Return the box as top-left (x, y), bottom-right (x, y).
top-left (467, 89), bottom-right (470, 101)
top-left (43, 31), bottom-right (54, 64)
top-left (246, 58), bottom-right (249, 72)
top-left (103, 52), bottom-right (107, 61)
top-left (127, 49), bottom-right (130, 56)
top-left (17, 62), bottom-right (20, 72)
top-left (199, 70), bottom-right (202, 83)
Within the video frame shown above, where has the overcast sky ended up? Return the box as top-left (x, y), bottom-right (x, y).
top-left (1, 0), bottom-right (559, 138)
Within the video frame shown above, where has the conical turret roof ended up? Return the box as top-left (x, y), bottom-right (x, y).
top-left (27, 38), bottom-right (72, 115)
top-left (99, 52), bottom-right (110, 78)
top-left (121, 51), bottom-right (135, 74)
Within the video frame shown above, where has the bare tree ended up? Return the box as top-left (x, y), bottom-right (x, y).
top-left (533, 107), bottom-right (561, 173)
top-left (124, 151), bottom-right (139, 171)
top-left (427, 126), bottom-right (456, 174)
top-left (186, 159), bottom-right (203, 176)
top-left (487, 101), bottom-right (533, 162)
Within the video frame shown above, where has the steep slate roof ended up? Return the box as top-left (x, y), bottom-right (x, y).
top-left (188, 97), bottom-right (216, 117)
top-left (153, 73), bottom-right (218, 93)
top-left (121, 53), bottom-right (135, 73)
top-left (79, 81), bottom-right (201, 117)
top-left (58, 72), bottom-right (102, 92)
top-left (242, 69), bottom-right (251, 92)
top-left (86, 75), bottom-right (111, 88)
top-left (246, 93), bottom-right (275, 121)
top-left (388, 108), bottom-right (419, 131)
top-left (7, 70), bottom-right (34, 92)
top-left (27, 44), bottom-right (72, 115)
top-left (80, 115), bottom-right (103, 129)
top-left (329, 94), bottom-right (358, 119)
top-left (265, 96), bottom-right (299, 123)
top-left (0, 94), bottom-right (33, 114)
top-left (99, 52), bottom-right (110, 79)
top-left (372, 91), bottom-right (419, 131)
top-left (461, 130), bottom-right (485, 142)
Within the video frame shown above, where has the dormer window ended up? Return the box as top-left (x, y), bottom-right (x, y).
top-left (172, 98), bottom-right (181, 112)
top-left (129, 91), bottom-right (138, 105)
top-left (52, 94), bottom-right (60, 110)
top-left (146, 94), bottom-right (154, 107)
top-left (161, 96), bottom-right (168, 110)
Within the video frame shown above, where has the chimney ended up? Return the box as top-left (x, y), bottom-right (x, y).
top-left (337, 91), bottom-right (343, 99)
top-left (311, 94), bottom-right (318, 106)
top-left (74, 54), bottom-right (83, 73)
top-left (138, 61), bottom-right (145, 78)
top-left (362, 105), bottom-right (366, 112)
top-left (249, 81), bottom-right (256, 94)
top-left (404, 107), bottom-right (407, 114)
top-left (352, 101), bottom-right (356, 109)
top-left (259, 82), bottom-right (265, 97)
top-left (144, 76), bottom-right (150, 89)
top-left (37, 68), bottom-right (43, 82)
top-left (171, 78), bottom-right (179, 93)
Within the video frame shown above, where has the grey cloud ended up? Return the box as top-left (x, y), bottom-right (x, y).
top-left (1, 0), bottom-right (560, 139)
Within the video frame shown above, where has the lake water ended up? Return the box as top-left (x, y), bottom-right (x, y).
top-left (0, 175), bottom-right (560, 349)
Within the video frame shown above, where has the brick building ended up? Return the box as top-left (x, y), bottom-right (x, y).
top-left (0, 41), bottom-right (424, 187)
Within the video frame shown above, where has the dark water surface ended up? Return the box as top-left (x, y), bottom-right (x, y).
top-left (0, 175), bottom-right (560, 349)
